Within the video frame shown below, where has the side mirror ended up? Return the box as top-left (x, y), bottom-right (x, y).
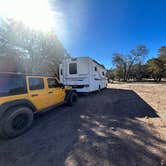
top-left (59, 83), bottom-right (65, 89)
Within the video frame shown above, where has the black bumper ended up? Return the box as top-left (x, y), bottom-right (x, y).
top-left (70, 85), bottom-right (89, 89)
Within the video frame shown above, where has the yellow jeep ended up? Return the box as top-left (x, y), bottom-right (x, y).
top-left (0, 72), bottom-right (78, 138)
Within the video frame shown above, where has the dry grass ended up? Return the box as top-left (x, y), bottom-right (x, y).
top-left (109, 83), bottom-right (166, 154)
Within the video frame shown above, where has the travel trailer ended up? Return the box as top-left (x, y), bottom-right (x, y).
top-left (59, 57), bottom-right (107, 92)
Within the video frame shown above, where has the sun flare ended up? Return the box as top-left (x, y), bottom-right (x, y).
top-left (0, 0), bottom-right (55, 32)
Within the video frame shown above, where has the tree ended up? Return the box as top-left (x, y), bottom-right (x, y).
top-left (112, 45), bottom-right (148, 81)
top-left (112, 53), bottom-right (127, 81)
top-left (158, 46), bottom-right (166, 78)
top-left (126, 45), bottom-right (148, 80)
top-left (0, 25), bottom-right (25, 73)
top-left (0, 18), bottom-right (66, 74)
top-left (0, 50), bottom-right (24, 72)
top-left (106, 69), bottom-right (116, 81)
top-left (130, 63), bottom-right (148, 81)
top-left (146, 58), bottom-right (163, 81)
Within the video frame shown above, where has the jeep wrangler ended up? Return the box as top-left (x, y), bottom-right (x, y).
top-left (0, 72), bottom-right (78, 138)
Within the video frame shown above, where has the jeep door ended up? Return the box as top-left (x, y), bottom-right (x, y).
top-left (27, 77), bottom-right (49, 111)
top-left (47, 78), bottom-right (66, 106)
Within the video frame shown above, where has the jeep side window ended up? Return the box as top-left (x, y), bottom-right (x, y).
top-left (48, 78), bottom-right (59, 88)
top-left (29, 78), bottom-right (44, 90)
top-left (0, 76), bottom-right (27, 97)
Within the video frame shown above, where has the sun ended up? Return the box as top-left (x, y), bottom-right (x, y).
top-left (0, 0), bottom-right (54, 32)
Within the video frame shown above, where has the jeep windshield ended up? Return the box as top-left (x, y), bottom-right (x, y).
top-left (0, 75), bottom-right (27, 97)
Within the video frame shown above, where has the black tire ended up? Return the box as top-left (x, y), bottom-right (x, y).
top-left (0, 107), bottom-right (33, 139)
top-left (67, 92), bottom-right (78, 106)
top-left (98, 85), bottom-right (101, 92)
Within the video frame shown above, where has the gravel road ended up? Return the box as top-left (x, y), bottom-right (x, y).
top-left (0, 84), bottom-right (165, 166)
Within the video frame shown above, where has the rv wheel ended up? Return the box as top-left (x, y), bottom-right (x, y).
top-left (98, 85), bottom-right (101, 92)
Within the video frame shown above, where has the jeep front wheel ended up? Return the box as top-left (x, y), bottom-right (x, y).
top-left (0, 107), bottom-right (33, 139)
top-left (67, 92), bottom-right (78, 106)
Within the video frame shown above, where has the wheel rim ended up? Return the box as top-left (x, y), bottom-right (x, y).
top-left (12, 114), bottom-right (29, 130)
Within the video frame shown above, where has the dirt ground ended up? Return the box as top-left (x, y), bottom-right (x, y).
top-left (0, 83), bottom-right (166, 166)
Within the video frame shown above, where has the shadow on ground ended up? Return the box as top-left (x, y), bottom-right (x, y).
top-left (0, 88), bottom-right (165, 166)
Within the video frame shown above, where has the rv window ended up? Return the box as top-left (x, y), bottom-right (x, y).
top-left (102, 72), bottom-right (105, 76)
top-left (69, 63), bottom-right (77, 74)
top-left (95, 67), bottom-right (98, 71)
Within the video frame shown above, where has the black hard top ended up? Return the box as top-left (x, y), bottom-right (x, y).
top-left (0, 72), bottom-right (55, 77)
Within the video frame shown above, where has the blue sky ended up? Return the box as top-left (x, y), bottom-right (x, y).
top-left (50, 0), bottom-right (166, 69)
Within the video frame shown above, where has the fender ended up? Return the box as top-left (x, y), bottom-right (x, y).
top-left (0, 99), bottom-right (37, 119)
top-left (65, 90), bottom-right (77, 102)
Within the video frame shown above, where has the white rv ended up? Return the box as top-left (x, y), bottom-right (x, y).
top-left (59, 57), bottom-right (107, 92)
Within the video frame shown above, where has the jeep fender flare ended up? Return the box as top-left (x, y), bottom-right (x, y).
top-left (0, 99), bottom-right (37, 119)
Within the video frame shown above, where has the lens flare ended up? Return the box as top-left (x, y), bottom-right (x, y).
top-left (0, 0), bottom-right (54, 32)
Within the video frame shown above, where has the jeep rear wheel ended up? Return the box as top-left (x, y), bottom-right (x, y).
top-left (0, 107), bottom-right (33, 139)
